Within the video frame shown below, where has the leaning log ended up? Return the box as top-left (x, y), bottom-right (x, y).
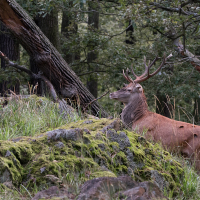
top-left (0, 0), bottom-right (108, 117)
top-left (174, 38), bottom-right (200, 73)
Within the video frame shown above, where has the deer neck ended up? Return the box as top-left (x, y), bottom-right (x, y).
top-left (121, 93), bottom-right (148, 128)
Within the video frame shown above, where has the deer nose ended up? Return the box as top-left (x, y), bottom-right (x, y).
top-left (110, 93), bottom-right (114, 99)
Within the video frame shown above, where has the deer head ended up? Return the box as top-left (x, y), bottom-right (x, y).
top-left (110, 54), bottom-right (171, 105)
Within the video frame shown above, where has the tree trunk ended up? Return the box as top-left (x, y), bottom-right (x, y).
top-left (156, 91), bottom-right (171, 118)
top-left (36, 9), bottom-right (61, 52)
top-left (194, 97), bottom-right (200, 124)
top-left (87, 0), bottom-right (99, 98)
top-left (0, 0), bottom-right (108, 117)
top-left (61, 1), bottom-right (80, 65)
top-left (125, 20), bottom-right (135, 45)
top-left (0, 22), bottom-right (19, 95)
top-left (30, 9), bottom-right (60, 95)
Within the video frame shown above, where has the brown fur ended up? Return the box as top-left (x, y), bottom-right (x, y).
top-left (110, 82), bottom-right (200, 171)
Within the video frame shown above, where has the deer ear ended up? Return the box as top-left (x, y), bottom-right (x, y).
top-left (136, 84), bottom-right (143, 92)
top-left (123, 83), bottom-right (128, 87)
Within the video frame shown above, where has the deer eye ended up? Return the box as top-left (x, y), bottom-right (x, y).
top-left (127, 89), bottom-right (132, 92)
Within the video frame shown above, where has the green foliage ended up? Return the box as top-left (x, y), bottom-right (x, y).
top-left (56, 0), bottom-right (200, 123)
top-left (3, 0), bottom-right (200, 124)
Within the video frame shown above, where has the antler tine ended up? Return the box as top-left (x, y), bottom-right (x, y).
top-left (125, 68), bottom-right (134, 83)
top-left (130, 63), bottom-right (138, 79)
top-left (134, 54), bottom-right (168, 83)
top-left (138, 56), bottom-right (157, 79)
top-left (148, 56), bottom-right (159, 69)
top-left (123, 53), bottom-right (172, 84)
top-left (131, 56), bottom-right (154, 82)
top-left (123, 69), bottom-right (133, 83)
top-left (141, 56), bottom-right (149, 78)
top-left (148, 54), bottom-right (166, 77)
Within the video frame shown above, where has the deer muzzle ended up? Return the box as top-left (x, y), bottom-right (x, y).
top-left (109, 92), bottom-right (117, 99)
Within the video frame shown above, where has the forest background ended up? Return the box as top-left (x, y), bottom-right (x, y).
top-left (1, 0), bottom-right (200, 124)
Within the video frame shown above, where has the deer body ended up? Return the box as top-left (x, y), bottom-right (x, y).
top-left (110, 55), bottom-right (200, 171)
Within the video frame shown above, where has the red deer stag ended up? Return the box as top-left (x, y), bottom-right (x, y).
top-left (110, 54), bottom-right (200, 171)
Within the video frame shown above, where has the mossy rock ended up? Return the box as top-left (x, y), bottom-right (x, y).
top-left (0, 118), bottom-right (183, 196)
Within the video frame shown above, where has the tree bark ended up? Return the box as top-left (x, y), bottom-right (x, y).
top-left (61, 1), bottom-right (80, 65)
top-left (30, 9), bottom-right (60, 95)
top-left (36, 9), bottom-right (61, 52)
top-left (125, 20), bottom-right (135, 45)
top-left (174, 38), bottom-right (200, 73)
top-left (87, 0), bottom-right (99, 98)
top-left (0, 0), bottom-right (108, 117)
top-left (0, 22), bottom-right (19, 95)
top-left (156, 91), bottom-right (171, 118)
top-left (193, 97), bottom-right (200, 124)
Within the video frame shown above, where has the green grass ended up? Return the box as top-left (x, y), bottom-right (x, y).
top-left (0, 96), bottom-right (81, 140)
top-left (172, 159), bottom-right (200, 200)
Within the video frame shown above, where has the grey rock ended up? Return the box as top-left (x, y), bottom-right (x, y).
top-left (106, 130), bottom-right (131, 150)
top-left (83, 136), bottom-right (91, 144)
top-left (98, 143), bottom-right (105, 151)
top-left (55, 142), bottom-right (65, 148)
top-left (32, 186), bottom-right (75, 200)
top-left (59, 99), bottom-right (77, 119)
top-left (101, 119), bottom-right (124, 133)
top-left (95, 132), bottom-right (103, 140)
top-left (47, 128), bottom-right (83, 141)
top-left (150, 170), bottom-right (169, 191)
top-left (12, 158), bottom-right (17, 166)
top-left (82, 120), bottom-right (93, 124)
top-left (11, 137), bottom-right (23, 142)
top-left (83, 128), bottom-right (91, 134)
top-left (5, 150), bottom-right (12, 157)
top-left (0, 169), bottom-right (12, 183)
top-left (76, 176), bottom-right (167, 200)
top-left (3, 181), bottom-right (14, 189)
top-left (40, 167), bottom-right (46, 173)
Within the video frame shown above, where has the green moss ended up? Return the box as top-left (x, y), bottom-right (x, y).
top-left (0, 118), bottom-right (183, 196)
top-left (59, 118), bottom-right (115, 135)
top-left (0, 157), bottom-right (22, 185)
top-left (91, 171), bottom-right (117, 178)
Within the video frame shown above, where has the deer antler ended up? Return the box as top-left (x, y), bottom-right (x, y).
top-left (123, 68), bottom-right (134, 83)
top-left (130, 54), bottom-right (172, 83)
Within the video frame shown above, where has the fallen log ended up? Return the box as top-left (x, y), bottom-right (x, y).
top-left (0, 0), bottom-right (108, 117)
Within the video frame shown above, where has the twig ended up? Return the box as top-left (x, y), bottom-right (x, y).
top-left (150, 2), bottom-right (199, 17)
top-left (83, 90), bottom-right (110, 112)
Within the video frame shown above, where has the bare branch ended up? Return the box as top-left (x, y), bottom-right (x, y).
top-left (83, 90), bottom-right (110, 112)
top-left (150, 2), bottom-right (199, 17)
top-left (174, 38), bottom-right (200, 73)
top-left (0, 51), bottom-right (35, 77)
top-left (0, 51), bottom-right (58, 102)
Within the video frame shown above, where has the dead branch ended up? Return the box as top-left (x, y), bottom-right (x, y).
top-left (173, 38), bottom-right (200, 73)
top-left (0, 51), bottom-right (58, 102)
top-left (83, 90), bottom-right (110, 113)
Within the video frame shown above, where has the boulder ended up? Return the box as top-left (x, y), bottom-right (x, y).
top-left (32, 176), bottom-right (167, 200)
top-left (0, 118), bottom-right (183, 198)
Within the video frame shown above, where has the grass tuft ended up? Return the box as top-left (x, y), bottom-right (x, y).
top-left (0, 97), bottom-right (81, 140)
